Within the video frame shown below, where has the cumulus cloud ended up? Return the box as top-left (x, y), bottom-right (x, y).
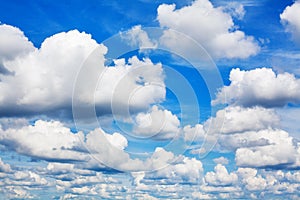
top-left (0, 24), bottom-right (35, 75)
top-left (221, 2), bottom-right (245, 20)
top-left (184, 106), bottom-right (279, 144)
top-left (133, 106), bottom-right (180, 140)
top-left (205, 164), bottom-right (238, 186)
top-left (0, 119), bottom-right (204, 180)
top-left (93, 57), bottom-right (165, 114)
top-left (121, 25), bottom-right (157, 49)
top-left (208, 106), bottom-right (279, 135)
top-left (231, 129), bottom-right (299, 168)
top-left (213, 68), bottom-right (300, 107)
top-left (0, 120), bottom-right (86, 161)
top-left (280, 1), bottom-right (300, 44)
top-left (157, 0), bottom-right (260, 59)
top-left (183, 124), bottom-right (206, 142)
top-left (143, 148), bottom-right (203, 184)
top-left (0, 25), bottom-right (165, 117)
top-left (237, 167), bottom-right (267, 191)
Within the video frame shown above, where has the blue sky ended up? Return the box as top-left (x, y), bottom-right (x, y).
top-left (0, 0), bottom-right (300, 199)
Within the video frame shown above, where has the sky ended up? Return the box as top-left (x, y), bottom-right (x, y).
top-left (0, 0), bottom-right (300, 199)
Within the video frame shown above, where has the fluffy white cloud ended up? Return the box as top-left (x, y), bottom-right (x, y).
top-left (0, 120), bottom-right (86, 161)
top-left (157, 0), bottom-right (260, 59)
top-left (213, 68), bottom-right (300, 107)
top-left (237, 167), bottom-right (267, 191)
top-left (0, 25), bottom-right (165, 117)
top-left (280, 1), bottom-right (300, 44)
top-left (0, 119), bottom-right (204, 178)
top-left (205, 164), bottom-right (238, 186)
top-left (233, 129), bottom-right (299, 168)
top-left (133, 106), bottom-right (180, 140)
top-left (184, 106), bottom-right (279, 145)
top-left (143, 148), bottom-right (203, 184)
top-left (0, 24), bottom-right (34, 74)
top-left (121, 25), bottom-right (157, 49)
top-left (183, 124), bottom-right (206, 142)
top-left (94, 57), bottom-right (165, 114)
top-left (221, 2), bottom-right (245, 20)
top-left (208, 106), bottom-right (279, 135)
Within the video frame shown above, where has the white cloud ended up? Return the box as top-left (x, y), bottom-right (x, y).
top-left (121, 25), bottom-right (157, 49)
top-left (184, 106), bottom-right (279, 145)
top-left (94, 56), bottom-right (165, 114)
top-left (0, 24), bottom-right (34, 74)
top-left (233, 129), bottom-right (298, 168)
top-left (208, 106), bottom-right (279, 135)
top-left (0, 119), bottom-right (204, 178)
top-left (286, 171), bottom-right (300, 183)
top-left (221, 2), bottom-right (245, 20)
top-left (280, 1), bottom-right (300, 44)
top-left (183, 124), bottom-right (206, 142)
top-left (104, 132), bottom-right (128, 150)
top-left (205, 164), bottom-right (238, 186)
top-left (0, 29), bottom-right (102, 114)
top-left (192, 192), bottom-right (215, 199)
top-left (0, 25), bottom-right (165, 117)
top-left (237, 168), bottom-right (267, 191)
top-left (213, 68), bottom-right (300, 107)
top-left (133, 106), bottom-right (180, 140)
top-left (46, 163), bottom-right (75, 175)
top-left (157, 0), bottom-right (260, 59)
top-left (0, 120), bottom-right (86, 161)
top-left (144, 149), bottom-right (203, 184)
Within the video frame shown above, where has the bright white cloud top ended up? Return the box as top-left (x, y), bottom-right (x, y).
top-left (157, 0), bottom-right (260, 59)
top-left (281, 0), bottom-right (300, 44)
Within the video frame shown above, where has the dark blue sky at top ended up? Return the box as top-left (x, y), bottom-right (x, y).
top-left (0, 0), bottom-right (193, 47)
top-left (0, 0), bottom-right (295, 50)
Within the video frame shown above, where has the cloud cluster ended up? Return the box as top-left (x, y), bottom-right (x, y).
top-left (157, 0), bottom-right (260, 59)
top-left (281, 1), bottom-right (300, 44)
top-left (186, 68), bottom-right (300, 169)
top-left (133, 106), bottom-right (180, 140)
top-left (0, 120), bottom-right (86, 161)
top-left (0, 24), bottom-right (165, 117)
top-left (205, 164), bottom-right (238, 186)
top-left (213, 68), bottom-right (300, 107)
top-left (0, 119), bottom-right (203, 178)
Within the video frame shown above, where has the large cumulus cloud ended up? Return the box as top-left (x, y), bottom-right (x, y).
top-left (157, 0), bottom-right (260, 59)
top-left (0, 24), bottom-right (165, 117)
top-left (213, 68), bottom-right (300, 107)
